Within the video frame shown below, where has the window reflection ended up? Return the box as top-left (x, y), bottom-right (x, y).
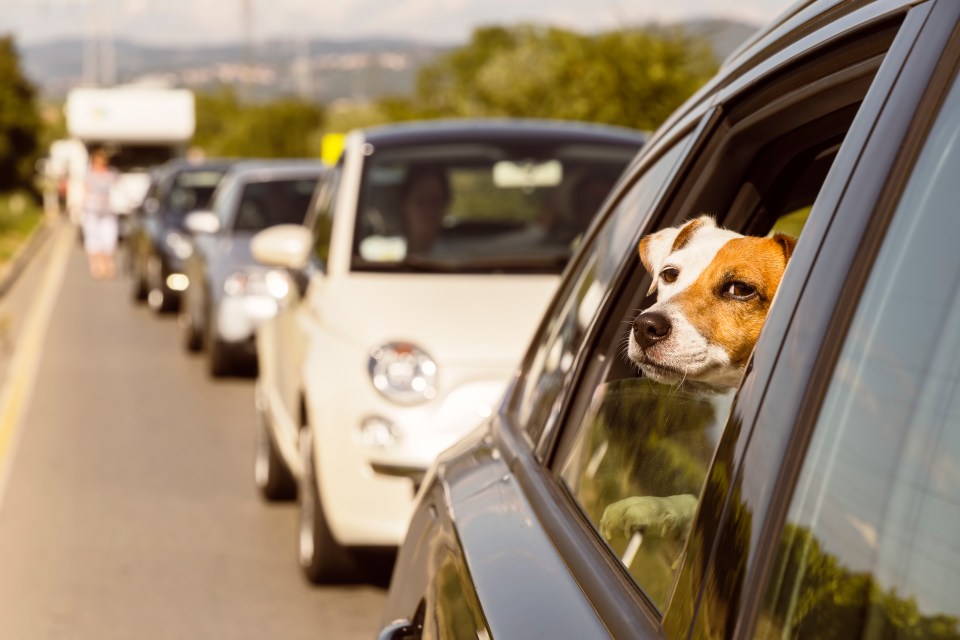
top-left (560, 380), bottom-right (734, 608)
top-left (758, 74), bottom-right (960, 638)
top-left (517, 135), bottom-right (694, 447)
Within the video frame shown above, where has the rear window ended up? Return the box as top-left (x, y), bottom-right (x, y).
top-left (166, 169), bottom-right (227, 215)
top-left (352, 140), bottom-right (639, 274)
top-left (232, 178), bottom-right (318, 233)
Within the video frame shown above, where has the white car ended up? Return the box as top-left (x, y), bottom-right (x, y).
top-left (251, 119), bottom-right (645, 582)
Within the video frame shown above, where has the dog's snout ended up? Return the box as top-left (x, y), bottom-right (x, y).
top-left (633, 312), bottom-right (671, 349)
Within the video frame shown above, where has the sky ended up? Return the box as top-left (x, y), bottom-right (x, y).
top-left (1, 0), bottom-right (799, 46)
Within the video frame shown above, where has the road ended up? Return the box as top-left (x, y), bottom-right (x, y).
top-left (0, 224), bottom-right (388, 639)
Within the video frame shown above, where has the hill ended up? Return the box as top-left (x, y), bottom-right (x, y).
top-left (21, 19), bottom-right (759, 103)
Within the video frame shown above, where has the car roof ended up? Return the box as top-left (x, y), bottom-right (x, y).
top-left (643, 0), bottom-right (916, 152)
top-left (159, 158), bottom-right (237, 174)
top-left (358, 118), bottom-right (649, 149)
top-left (223, 159), bottom-right (327, 182)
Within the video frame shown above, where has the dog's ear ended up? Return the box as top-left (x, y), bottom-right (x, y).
top-left (771, 233), bottom-right (797, 262)
top-left (638, 216), bottom-right (716, 295)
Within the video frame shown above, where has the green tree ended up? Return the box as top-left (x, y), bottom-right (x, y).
top-left (378, 25), bottom-right (718, 131)
top-left (0, 35), bottom-right (42, 194)
top-left (193, 87), bottom-right (325, 159)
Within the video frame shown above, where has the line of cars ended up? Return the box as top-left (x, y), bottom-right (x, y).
top-left (376, 0), bottom-right (960, 638)
top-left (124, 121), bottom-right (648, 577)
top-left (125, 2), bottom-right (960, 635)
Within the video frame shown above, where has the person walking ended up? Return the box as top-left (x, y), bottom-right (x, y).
top-left (81, 148), bottom-right (119, 279)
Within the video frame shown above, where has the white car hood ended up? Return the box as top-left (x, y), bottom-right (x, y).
top-left (314, 273), bottom-right (560, 368)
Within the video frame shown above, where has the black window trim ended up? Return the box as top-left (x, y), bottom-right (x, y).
top-left (728, 3), bottom-right (960, 637)
top-left (497, 6), bottom-right (934, 637)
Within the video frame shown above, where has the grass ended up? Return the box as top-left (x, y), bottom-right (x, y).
top-left (0, 192), bottom-right (45, 268)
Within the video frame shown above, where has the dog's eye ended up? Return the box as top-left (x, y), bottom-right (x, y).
top-left (660, 267), bottom-right (679, 284)
top-left (723, 281), bottom-right (757, 300)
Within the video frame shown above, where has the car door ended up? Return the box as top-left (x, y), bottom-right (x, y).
top-left (687, 2), bottom-right (960, 637)
top-left (502, 4), bottom-right (932, 637)
top-left (266, 166), bottom-right (341, 463)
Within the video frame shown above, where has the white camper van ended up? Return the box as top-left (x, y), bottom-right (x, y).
top-left (64, 86), bottom-right (196, 235)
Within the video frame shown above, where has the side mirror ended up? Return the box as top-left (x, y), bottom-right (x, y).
top-left (184, 210), bottom-right (220, 235)
top-left (251, 224), bottom-right (313, 271)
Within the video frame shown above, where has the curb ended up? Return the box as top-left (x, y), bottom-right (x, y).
top-left (0, 218), bottom-right (59, 299)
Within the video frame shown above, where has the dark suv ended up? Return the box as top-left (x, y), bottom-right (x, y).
top-left (127, 159), bottom-right (234, 313)
top-left (380, 1), bottom-right (960, 638)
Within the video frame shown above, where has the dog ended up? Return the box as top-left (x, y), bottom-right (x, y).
top-left (600, 215), bottom-right (796, 547)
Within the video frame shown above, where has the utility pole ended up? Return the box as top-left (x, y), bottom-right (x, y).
top-left (241, 0), bottom-right (253, 101)
top-left (81, 0), bottom-right (115, 86)
top-left (82, 0), bottom-right (98, 85)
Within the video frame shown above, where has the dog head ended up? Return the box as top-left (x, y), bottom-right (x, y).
top-left (627, 215), bottom-right (796, 389)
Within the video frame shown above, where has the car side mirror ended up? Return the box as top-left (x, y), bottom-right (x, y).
top-left (251, 224), bottom-right (313, 271)
top-left (184, 210), bottom-right (220, 235)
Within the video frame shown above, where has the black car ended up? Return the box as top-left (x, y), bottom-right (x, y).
top-left (127, 159), bottom-right (234, 313)
top-left (179, 160), bottom-right (325, 377)
top-left (380, 1), bottom-right (960, 638)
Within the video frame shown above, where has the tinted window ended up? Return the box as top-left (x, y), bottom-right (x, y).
top-left (352, 140), bottom-right (639, 274)
top-left (233, 178), bottom-right (318, 233)
top-left (516, 135), bottom-right (693, 447)
top-left (553, 72), bottom-right (881, 611)
top-left (165, 169), bottom-right (227, 216)
top-left (757, 72), bottom-right (960, 640)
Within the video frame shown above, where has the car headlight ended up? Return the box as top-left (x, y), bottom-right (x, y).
top-left (223, 269), bottom-right (290, 298)
top-left (368, 342), bottom-right (438, 405)
top-left (165, 231), bottom-right (193, 260)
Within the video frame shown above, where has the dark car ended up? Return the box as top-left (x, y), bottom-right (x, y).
top-left (178, 160), bottom-right (324, 377)
top-left (127, 158), bottom-right (235, 313)
top-left (380, 1), bottom-right (960, 638)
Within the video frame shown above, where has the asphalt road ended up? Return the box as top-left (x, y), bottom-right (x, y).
top-left (0, 224), bottom-right (388, 639)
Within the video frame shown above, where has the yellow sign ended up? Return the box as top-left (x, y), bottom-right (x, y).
top-left (321, 133), bottom-right (346, 166)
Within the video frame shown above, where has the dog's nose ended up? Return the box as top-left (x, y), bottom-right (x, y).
top-left (634, 312), bottom-right (671, 349)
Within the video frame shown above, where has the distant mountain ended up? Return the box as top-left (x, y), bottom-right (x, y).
top-left (21, 36), bottom-right (449, 102)
top-left (21, 19), bottom-right (759, 102)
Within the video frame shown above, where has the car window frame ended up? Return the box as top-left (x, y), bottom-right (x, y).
top-left (495, 5), bottom-right (932, 637)
top-left (717, 3), bottom-right (960, 637)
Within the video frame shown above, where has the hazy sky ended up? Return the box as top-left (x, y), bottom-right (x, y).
top-left (2, 0), bottom-right (798, 45)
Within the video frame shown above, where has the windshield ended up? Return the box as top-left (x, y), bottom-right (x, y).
top-left (232, 177), bottom-right (318, 233)
top-left (166, 169), bottom-right (227, 216)
top-left (352, 141), bottom-right (638, 274)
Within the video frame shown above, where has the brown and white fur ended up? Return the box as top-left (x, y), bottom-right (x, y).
top-left (627, 215), bottom-right (796, 390)
top-left (600, 216), bottom-right (797, 546)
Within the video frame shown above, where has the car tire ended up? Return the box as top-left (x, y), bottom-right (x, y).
top-left (254, 407), bottom-right (297, 501)
top-left (130, 257), bottom-right (147, 302)
top-left (148, 286), bottom-right (176, 314)
top-left (146, 256), bottom-right (176, 314)
top-left (298, 426), bottom-right (356, 584)
top-left (207, 338), bottom-right (233, 377)
top-left (179, 295), bottom-right (203, 352)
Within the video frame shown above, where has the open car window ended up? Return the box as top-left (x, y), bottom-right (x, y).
top-left (544, 19), bottom-right (905, 614)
